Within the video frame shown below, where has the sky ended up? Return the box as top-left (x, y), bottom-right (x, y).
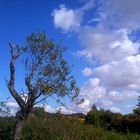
top-left (0, 0), bottom-right (140, 114)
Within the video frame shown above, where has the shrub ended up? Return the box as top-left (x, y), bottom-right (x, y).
top-left (0, 117), bottom-right (15, 140)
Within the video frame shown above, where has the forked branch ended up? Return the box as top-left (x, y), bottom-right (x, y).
top-left (7, 43), bottom-right (25, 109)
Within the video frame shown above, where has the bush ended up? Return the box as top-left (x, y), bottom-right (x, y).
top-left (21, 109), bottom-right (140, 140)
top-left (0, 117), bottom-right (15, 140)
top-left (110, 117), bottom-right (140, 133)
top-left (85, 109), bottom-right (117, 129)
top-left (21, 113), bottom-right (140, 140)
top-left (85, 108), bottom-right (140, 134)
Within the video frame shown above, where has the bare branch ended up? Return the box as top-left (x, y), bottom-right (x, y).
top-left (7, 43), bottom-right (25, 109)
top-left (33, 91), bottom-right (43, 101)
top-left (33, 94), bottom-right (52, 106)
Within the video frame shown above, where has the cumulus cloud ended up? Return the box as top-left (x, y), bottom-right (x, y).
top-left (71, 78), bottom-right (106, 113)
top-left (56, 106), bottom-right (76, 114)
top-left (79, 28), bottom-right (140, 63)
top-left (52, 0), bottom-right (140, 114)
top-left (95, 55), bottom-right (140, 89)
top-left (5, 101), bottom-right (19, 115)
top-left (4, 100), bottom-right (75, 115)
top-left (52, 0), bottom-right (96, 32)
top-left (110, 107), bottom-right (121, 113)
top-left (71, 77), bottom-right (139, 114)
top-left (108, 91), bottom-right (139, 102)
top-left (52, 5), bottom-right (81, 32)
top-left (44, 105), bottom-right (56, 113)
top-left (82, 67), bottom-right (93, 76)
top-left (102, 0), bottom-right (140, 30)
top-left (80, 78), bottom-right (106, 101)
top-left (6, 101), bottom-right (19, 109)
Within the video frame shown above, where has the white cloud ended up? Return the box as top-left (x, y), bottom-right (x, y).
top-left (6, 101), bottom-right (19, 108)
top-left (80, 78), bottom-right (106, 100)
top-left (80, 0), bottom-right (95, 11)
top-left (52, 5), bottom-right (81, 32)
top-left (52, 0), bottom-right (140, 114)
top-left (56, 106), bottom-right (76, 114)
top-left (108, 91), bottom-right (139, 102)
top-left (71, 77), bottom-right (139, 114)
top-left (5, 101), bottom-right (19, 115)
top-left (52, 0), bottom-right (96, 32)
top-left (101, 100), bottom-right (113, 107)
top-left (82, 67), bottom-right (93, 76)
top-left (102, 0), bottom-right (140, 30)
top-left (71, 78), bottom-right (106, 113)
top-left (110, 107), bottom-right (121, 113)
top-left (79, 28), bottom-right (139, 63)
top-left (4, 100), bottom-right (75, 115)
top-left (44, 105), bottom-right (56, 113)
top-left (95, 55), bottom-right (140, 89)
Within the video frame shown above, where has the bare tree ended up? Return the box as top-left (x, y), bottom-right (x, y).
top-left (7, 32), bottom-right (79, 140)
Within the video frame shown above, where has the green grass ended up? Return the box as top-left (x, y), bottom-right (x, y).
top-left (21, 114), bottom-right (140, 140)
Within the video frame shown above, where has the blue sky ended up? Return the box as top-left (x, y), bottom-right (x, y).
top-left (1, 0), bottom-right (140, 114)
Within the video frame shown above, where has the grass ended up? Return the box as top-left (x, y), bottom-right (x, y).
top-left (20, 114), bottom-right (140, 140)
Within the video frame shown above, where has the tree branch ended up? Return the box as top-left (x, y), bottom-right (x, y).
top-left (33, 94), bottom-right (52, 106)
top-left (7, 44), bottom-right (25, 109)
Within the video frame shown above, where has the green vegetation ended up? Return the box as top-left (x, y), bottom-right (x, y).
top-left (85, 105), bottom-right (140, 134)
top-left (0, 107), bottom-right (140, 140)
top-left (0, 117), bottom-right (15, 140)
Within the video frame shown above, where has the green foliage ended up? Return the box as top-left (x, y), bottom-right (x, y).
top-left (85, 106), bottom-right (140, 134)
top-left (23, 32), bottom-right (79, 102)
top-left (32, 107), bottom-right (46, 118)
top-left (0, 111), bottom-right (140, 140)
top-left (0, 117), bottom-right (15, 140)
top-left (110, 117), bottom-right (140, 133)
top-left (21, 113), bottom-right (48, 140)
top-left (85, 105), bottom-right (117, 129)
top-left (20, 112), bottom-right (140, 140)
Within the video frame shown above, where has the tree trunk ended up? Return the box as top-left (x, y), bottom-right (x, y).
top-left (14, 119), bottom-right (25, 140)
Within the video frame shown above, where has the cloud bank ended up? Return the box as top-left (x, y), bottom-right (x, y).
top-left (51, 0), bottom-right (140, 114)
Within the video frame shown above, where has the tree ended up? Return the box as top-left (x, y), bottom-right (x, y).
top-left (91, 104), bottom-right (97, 111)
top-left (85, 104), bottom-right (99, 126)
top-left (133, 96), bottom-right (140, 116)
top-left (7, 32), bottom-right (79, 140)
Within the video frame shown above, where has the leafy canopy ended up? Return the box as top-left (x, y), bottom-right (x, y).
top-left (22, 32), bottom-right (79, 105)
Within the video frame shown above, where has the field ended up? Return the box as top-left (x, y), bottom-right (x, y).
top-left (0, 109), bottom-right (140, 140)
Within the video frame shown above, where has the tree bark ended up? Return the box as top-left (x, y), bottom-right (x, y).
top-left (7, 45), bottom-right (26, 140)
top-left (14, 119), bottom-right (25, 140)
top-left (7, 45), bottom-right (36, 140)
top-left (7, 44), bottom-right (25, 109)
